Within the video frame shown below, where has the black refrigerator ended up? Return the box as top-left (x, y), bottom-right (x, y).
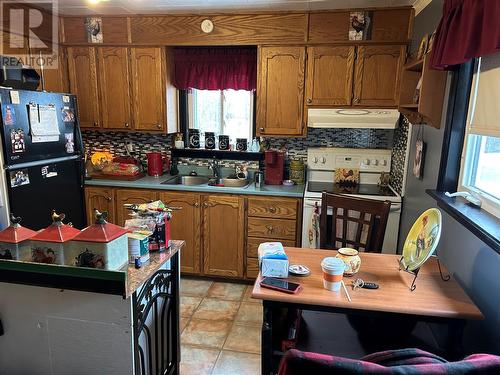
top-left (0, 88), bottom-right (86, 230)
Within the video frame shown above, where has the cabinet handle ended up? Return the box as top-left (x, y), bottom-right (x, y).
top-left (203, 202), bottom-right (209, 207)
top-left (268, 206), bottom-right (276, 213)
top-left (259, 127), bottom-right (264, 132)
top-left (125, 123), bottom-right (130, 128)
top-left (105, 196), bottom-right (112, 201)
top-left (93, 122), bottom-right (98, 127)
top-left (266, 225), bottom-right (274, 233)
top-left (306, 98), bottom-right (312, 104)
top-left (353, 98), bottom-right (360, 104)
top-left (194, 202), bottom-right (199, 207)
top-left (156, 124), bottom-right (161, 129)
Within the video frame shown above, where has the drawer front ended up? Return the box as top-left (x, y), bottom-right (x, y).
top-left (246, 257), bottom-right (259, 279)
top-left (247, 237), bottom-right (296, 258)
top-left (247, 217), bottom-right (296, 240)
top-left (247, 197), bottom-right (298, 219)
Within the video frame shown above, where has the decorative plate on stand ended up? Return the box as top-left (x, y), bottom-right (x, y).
top-left (400, 208), bottom-right (442, 272)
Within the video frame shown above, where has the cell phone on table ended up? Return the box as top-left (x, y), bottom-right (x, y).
top-left (260, 277), bottom-right (301, 294)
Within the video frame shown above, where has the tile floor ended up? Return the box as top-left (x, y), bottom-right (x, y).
top-left (180, 278), bottom-right (262, 375)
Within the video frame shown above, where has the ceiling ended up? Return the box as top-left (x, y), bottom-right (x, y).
top-left (45, 0), bottom-right (426, 16)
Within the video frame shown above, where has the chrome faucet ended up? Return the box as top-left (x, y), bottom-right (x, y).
top-left (208, 159), bottom-right (221, 179)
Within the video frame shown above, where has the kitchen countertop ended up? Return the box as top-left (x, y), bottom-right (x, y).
top-left (85, 175), bottom-right (305, 198)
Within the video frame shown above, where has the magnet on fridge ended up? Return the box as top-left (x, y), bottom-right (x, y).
top-left (10, 128), bottom-right (26, 154)
top-left (10, 169), bottom-right (30, 188)
top-left (9, 91), bottom-right (20, 104)
top-left (61, 107), bottom-right (75, 123)
top-left (2, 105), bottom-right (16, 125)
top-left (62, 95), bottom-right (70, 103)
top-left (65, 133), bottom-right (74, 153)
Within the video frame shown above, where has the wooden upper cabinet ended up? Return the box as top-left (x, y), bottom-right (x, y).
top-left (115, 188), bottom-right (158, 226)
top-left (97, 47), bottom-right (132, 130)
top-left (202, 195), bottom-right (244, 278)
top-left (353, 45), bottom-right (406, 107)
top-left (257, 46), bottom-right (306, 137)
top-left (41, 48), bottom-right (69, 93)
top-left (85, 186), bottom-right (115, 226)
top-left (305, 46), bottom-right (355, 106)
top-left (67, 47), bottom-right (100, 128)
top-left (131, 48), bottom-right (166, 131)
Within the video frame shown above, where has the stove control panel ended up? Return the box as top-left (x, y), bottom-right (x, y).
top-left (307, 147), bottom-right (391, 173)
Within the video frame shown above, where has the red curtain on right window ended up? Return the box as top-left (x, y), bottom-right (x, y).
top-left (430, 0), bottom-right (500, 70)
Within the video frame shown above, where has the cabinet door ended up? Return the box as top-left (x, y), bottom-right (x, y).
top-left (84, 187), bottom-right (115, 225)
top-left (41, 47), bottom-right (69, 93)
top-left (202, 195), bottom-right (245, 278)
top-left (115, 189), bottom-right (158, 226)
top-left (159, 191), bottom-right (201, 275)
top-left (67, 47), bottom-right (100, 128)
top-left (305, 46), bottom-right (355, 106)
top-left (131, 48), bottom-right (165, 132)
top-left (353, 45), bottom-right (405, 107)
top-left (97, 47), bottom-right (132, 130)
top-left (257, 46), bottom-right (306, 137)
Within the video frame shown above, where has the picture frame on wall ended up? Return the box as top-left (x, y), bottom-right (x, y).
top-left (85, 17), bottom-right (103, 44)
top-left (413, 138), bottom-right (426, 179)
top-left (349, 11), bottom-right (373, 41)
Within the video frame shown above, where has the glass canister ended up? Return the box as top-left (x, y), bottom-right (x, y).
top-left (289, 158), bottom-right (305, 184)
top-left (205, 132), bottom-right (215, 149)
top-left (219, 135), bottom-right (230, 150)
top-left (188, 129), bottom-right (200, 148)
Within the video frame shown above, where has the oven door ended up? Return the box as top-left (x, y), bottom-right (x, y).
top-left (302, 197), bottom-right (401, 253)
top-left (302, 198), bottom-right (333, 248)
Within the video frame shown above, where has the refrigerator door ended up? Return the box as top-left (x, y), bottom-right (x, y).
top-left (6, 156), bottom-right (86, 230)
top-left (0, 88), bottom-right (81, 166)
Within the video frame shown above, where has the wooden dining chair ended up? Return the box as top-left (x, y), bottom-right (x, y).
top-left (319, 192), bottom-right (391, 253)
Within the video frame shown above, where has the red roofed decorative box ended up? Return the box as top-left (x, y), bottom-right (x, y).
top-left (66, 209), bottom-right (129, 270)
top-left (30, 211), bottom-right (80, 264)
top-left (0, 214), bottom-right (37, 261)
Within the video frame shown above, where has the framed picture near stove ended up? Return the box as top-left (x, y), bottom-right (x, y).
top-left (413, 139), bottom-right (426, 180)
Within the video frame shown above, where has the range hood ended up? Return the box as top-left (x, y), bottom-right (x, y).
top-left (308, 108), bottom-right (400, 129)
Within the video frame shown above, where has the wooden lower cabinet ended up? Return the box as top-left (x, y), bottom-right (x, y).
top-left (202, 195), bottom-right (245, 278)
top-left (159, 191), bottom-right (202, 275)
top-left (84, 186), bottom-right (116, 225)
top-left (115, 188), bottom-right (158, 226)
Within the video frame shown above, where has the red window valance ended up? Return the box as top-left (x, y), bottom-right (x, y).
top-left (172, 47), bottom-right (257, 91)
top-left (430, 0), bottom-right (500, 70)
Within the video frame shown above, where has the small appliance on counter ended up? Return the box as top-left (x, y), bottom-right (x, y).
top-left (0, 214), bottom-right (36, 261)
top-left (147, 152), bottom-right (163, 177)
top-left (29, 211), bottom-right (81, 265)
top-left (67, 209), bottom-right (129, 270)
top-left (264, 150), bottom-right (284, 185)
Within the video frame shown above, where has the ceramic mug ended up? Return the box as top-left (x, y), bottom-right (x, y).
top-left (336, 247), bottom-right (361, 276)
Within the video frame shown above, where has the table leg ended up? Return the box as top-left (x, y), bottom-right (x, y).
top-left (446, 319), bottom-right (465, 360)
top-left (262, 301), bottom-right (274, 375)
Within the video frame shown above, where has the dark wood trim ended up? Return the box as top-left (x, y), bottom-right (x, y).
top-left (437, 61), bottom-right (474, 192)
top-left (427, 190), bottom-right (500, 253)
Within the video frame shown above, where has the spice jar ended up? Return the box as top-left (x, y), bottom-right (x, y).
top-left (289, 158), bottom-right (305, 184)
top-left (236, 138), bottom-right (247, 151)
top-left (219, 135), bottom-right (230, 150)
top-left (205, 132), bottom-right (215, 149)
top-left (188, 129), bottom-right (200, 148)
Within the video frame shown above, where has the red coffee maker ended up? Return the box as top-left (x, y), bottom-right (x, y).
top-left (264, 150), bottom-right (284, 185)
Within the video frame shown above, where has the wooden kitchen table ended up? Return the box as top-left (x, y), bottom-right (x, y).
top-left (252, 247), bottom-right (483, 375)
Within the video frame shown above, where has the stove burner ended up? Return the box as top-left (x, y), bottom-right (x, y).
top-left (307, 181), bottom-right (396, 197)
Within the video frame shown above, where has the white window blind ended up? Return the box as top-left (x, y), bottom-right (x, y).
top-left (468, 53), bottom-right (500, 137)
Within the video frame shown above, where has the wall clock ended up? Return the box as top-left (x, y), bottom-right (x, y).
top-left (201, 19), bottom-right (214, 34)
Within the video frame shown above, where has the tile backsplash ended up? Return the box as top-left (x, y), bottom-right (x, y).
top-left (82, 126), bottom-right (402, 187)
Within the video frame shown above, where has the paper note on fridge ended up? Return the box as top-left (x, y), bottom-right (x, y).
top-left (29, 104), bottom-right (60, 143)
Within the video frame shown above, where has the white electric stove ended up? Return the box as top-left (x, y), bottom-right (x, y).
top-left (302, 147), bottom-right (402, 254)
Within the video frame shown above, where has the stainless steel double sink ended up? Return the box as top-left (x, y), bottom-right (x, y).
top-left (161, 175), bottom-right (249, 188)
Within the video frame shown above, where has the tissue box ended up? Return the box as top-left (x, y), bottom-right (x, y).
top-left (258, 242), bottom-right (289, 278)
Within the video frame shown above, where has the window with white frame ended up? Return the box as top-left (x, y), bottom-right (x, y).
top-left (459, 53), bottom-right (500, 218)
top-left (188, 89), bottom-right (253, 143)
